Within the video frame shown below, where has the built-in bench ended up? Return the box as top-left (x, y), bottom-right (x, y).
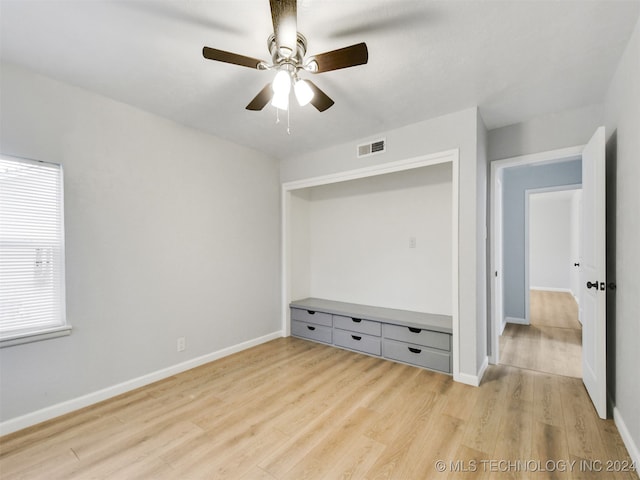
top-left (290, 298), bottom-right (453, 374)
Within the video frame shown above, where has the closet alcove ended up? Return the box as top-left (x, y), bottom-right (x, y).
top-left (281, 150), bottom-right (460, 376)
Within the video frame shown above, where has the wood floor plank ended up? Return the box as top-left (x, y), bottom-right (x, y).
top-left (559, 376), bottom-right (609, 462)
top-left (362, 391), bottom-right (451, 479)
top-left (447, 445), bottom-right (492, 480)
top-left (461, 366), bottom-right (510, 455)
top-left (530, 290), bottom-right (580, 329)
top-left (322, 434), bottom-right (387, 480)
top-left (531, 421), bottom-right (571, 479)
top-left (533, 373), bottom-right (566, 428)
top-left (1, 337), bottom-right (637, 480)
top-left (440, 379), bottom-right (481, 421)
top-left (491, 368), bottom-right (535, 471)
top-left (393, 412), bottom-right (467, 479)
top-left (258, 355), bottom-right (400, 477)
top-left (280, 407), bottom-right (380, 480)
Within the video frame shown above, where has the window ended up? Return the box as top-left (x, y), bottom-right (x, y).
top-left (0, 155), bottom-right (70, 347)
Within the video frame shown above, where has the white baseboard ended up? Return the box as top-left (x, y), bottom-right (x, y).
top-left (530, 286), bottom-right (573, 293)
top-left (614, 406), bottom-right (640, 469)
top-left (0, 330), bottom-right (283, 436)
top-left (505, 316), bottom-right (528, 326)
top-left (454, 357), bottom-right (489, 387)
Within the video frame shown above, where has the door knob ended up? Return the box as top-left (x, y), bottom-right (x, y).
top-left (586, 281), bottom-right (599, 289)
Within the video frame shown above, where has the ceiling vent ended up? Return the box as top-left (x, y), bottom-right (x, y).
top-left (357, 138), bottom-right (386, 158)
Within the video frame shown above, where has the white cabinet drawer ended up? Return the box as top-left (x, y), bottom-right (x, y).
top-left (333, 315), bottom-right (381, 336)
top-left (334, 329), bottom-right (381, 356)
top-left (383, 324), bottom-right (451, 351)
top-left (291, 320), bottom-right (332, 344)
top-left (291, 308), bottom-right (333, 327)
top-left (383, 339), bottom-right (451, 373)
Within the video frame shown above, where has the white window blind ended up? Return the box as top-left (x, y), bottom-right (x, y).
top-left (0, 156), bottom-right (67, 343)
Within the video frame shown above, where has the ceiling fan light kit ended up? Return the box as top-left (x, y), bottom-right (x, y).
top-left (272, 69), bottom-right (292, 96)
top-left (294, 78), bottom-right (314, 107)
top-left (202, 0), bottom-right (368, 117)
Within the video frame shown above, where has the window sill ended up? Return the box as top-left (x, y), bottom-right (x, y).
top-left (0, 325), bottom-right (72, 348)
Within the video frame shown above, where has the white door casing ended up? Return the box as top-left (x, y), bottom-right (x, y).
top-left (580, 126), bottom-right (607, 419)
top-left (494, 177), bottom-right (504, 335)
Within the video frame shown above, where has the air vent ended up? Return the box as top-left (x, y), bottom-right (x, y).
top-left (357, 138), bottom-right (386, 158)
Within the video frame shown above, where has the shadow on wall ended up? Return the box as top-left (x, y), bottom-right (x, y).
top-left (605, 129), bottom-right (617, 414)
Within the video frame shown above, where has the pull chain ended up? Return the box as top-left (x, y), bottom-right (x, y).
top-left (273, 107), bottom-right (290, 134)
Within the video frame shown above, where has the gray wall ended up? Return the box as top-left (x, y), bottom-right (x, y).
top-left (604, 15), bottom-right (640, 464)
top-left (0, 63), bottom-right (281, 424)
top-left (476, 111), bottom-right (489, 369)
top-left (488, 103), bottom-right (604, 161)
top-left (501, 160), bottom-right (582, 320)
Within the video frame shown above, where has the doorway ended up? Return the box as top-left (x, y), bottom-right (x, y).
top-left (500, 187), bottom-right (583, 377)
top-left (491, 128), bottom-right (608, 418)
top-left (489, 146), bottom-right (583, 363)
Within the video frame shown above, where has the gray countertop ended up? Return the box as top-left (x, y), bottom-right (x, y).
top-left (289, 297), bottom-right (452, 334)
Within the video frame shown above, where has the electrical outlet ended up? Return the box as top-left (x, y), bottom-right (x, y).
top-left (409, 236), bottom-right (417, 248)
top-left (177, 337), bottom-right (186, 352)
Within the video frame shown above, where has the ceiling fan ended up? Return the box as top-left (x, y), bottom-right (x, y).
top-left (202, 0), bottom-right (368, 112)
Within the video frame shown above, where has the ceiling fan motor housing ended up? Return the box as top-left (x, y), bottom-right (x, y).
top-left (268, 33), bottom-right (311, 72)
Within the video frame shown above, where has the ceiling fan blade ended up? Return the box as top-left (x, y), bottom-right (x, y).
top-left (202, 46), bottom-right (264, 69)
top-left (269, 0), bottom-right (297, 57)
top-left (246, 84), bottom-right (274, 111)
top-left (306, 81), bottom-right (335, 112)
top-left (309, 42), bottom-right (368, 73)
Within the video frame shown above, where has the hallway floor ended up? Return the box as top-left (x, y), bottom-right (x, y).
top-left (500, 290), bottom-right (582, 378)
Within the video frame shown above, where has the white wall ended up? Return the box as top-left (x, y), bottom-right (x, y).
top-left (288, 190), bottom-right (311, 302)
top-left (529, 190), bottom-right (574, 292)
top-left (281, 107), bottom-right (487, 383)
top-left (604, 16), bottom-right (640, 467)
top-left (0, 63), bottom-right (281, 428)
top-left (302, 163), bottom-right (452, 314)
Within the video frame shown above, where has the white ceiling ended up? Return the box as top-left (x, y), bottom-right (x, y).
top-left (1, 1), bottom-right (639, 159)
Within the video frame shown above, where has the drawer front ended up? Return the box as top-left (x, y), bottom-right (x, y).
top-left (291, 320), bottom-right (332, 344)
top-left (333, 315), bottom-right (381, 336)
top-left (383, 339), bottom-right (451, 373)
top-left (291, 308), bottom-right (332, 327)
top-left (383, 324), bottom-right (451, 351)
top-left (333, 329), bottom-right (381, 356)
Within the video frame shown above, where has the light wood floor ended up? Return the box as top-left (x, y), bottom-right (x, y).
top-left (500, 291), bottom-right (582, 378)
top-left (1, 337), bottom-right (637, 479)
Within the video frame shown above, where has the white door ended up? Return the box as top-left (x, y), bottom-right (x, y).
top-left (580, 126), bottom-right (607, 419)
